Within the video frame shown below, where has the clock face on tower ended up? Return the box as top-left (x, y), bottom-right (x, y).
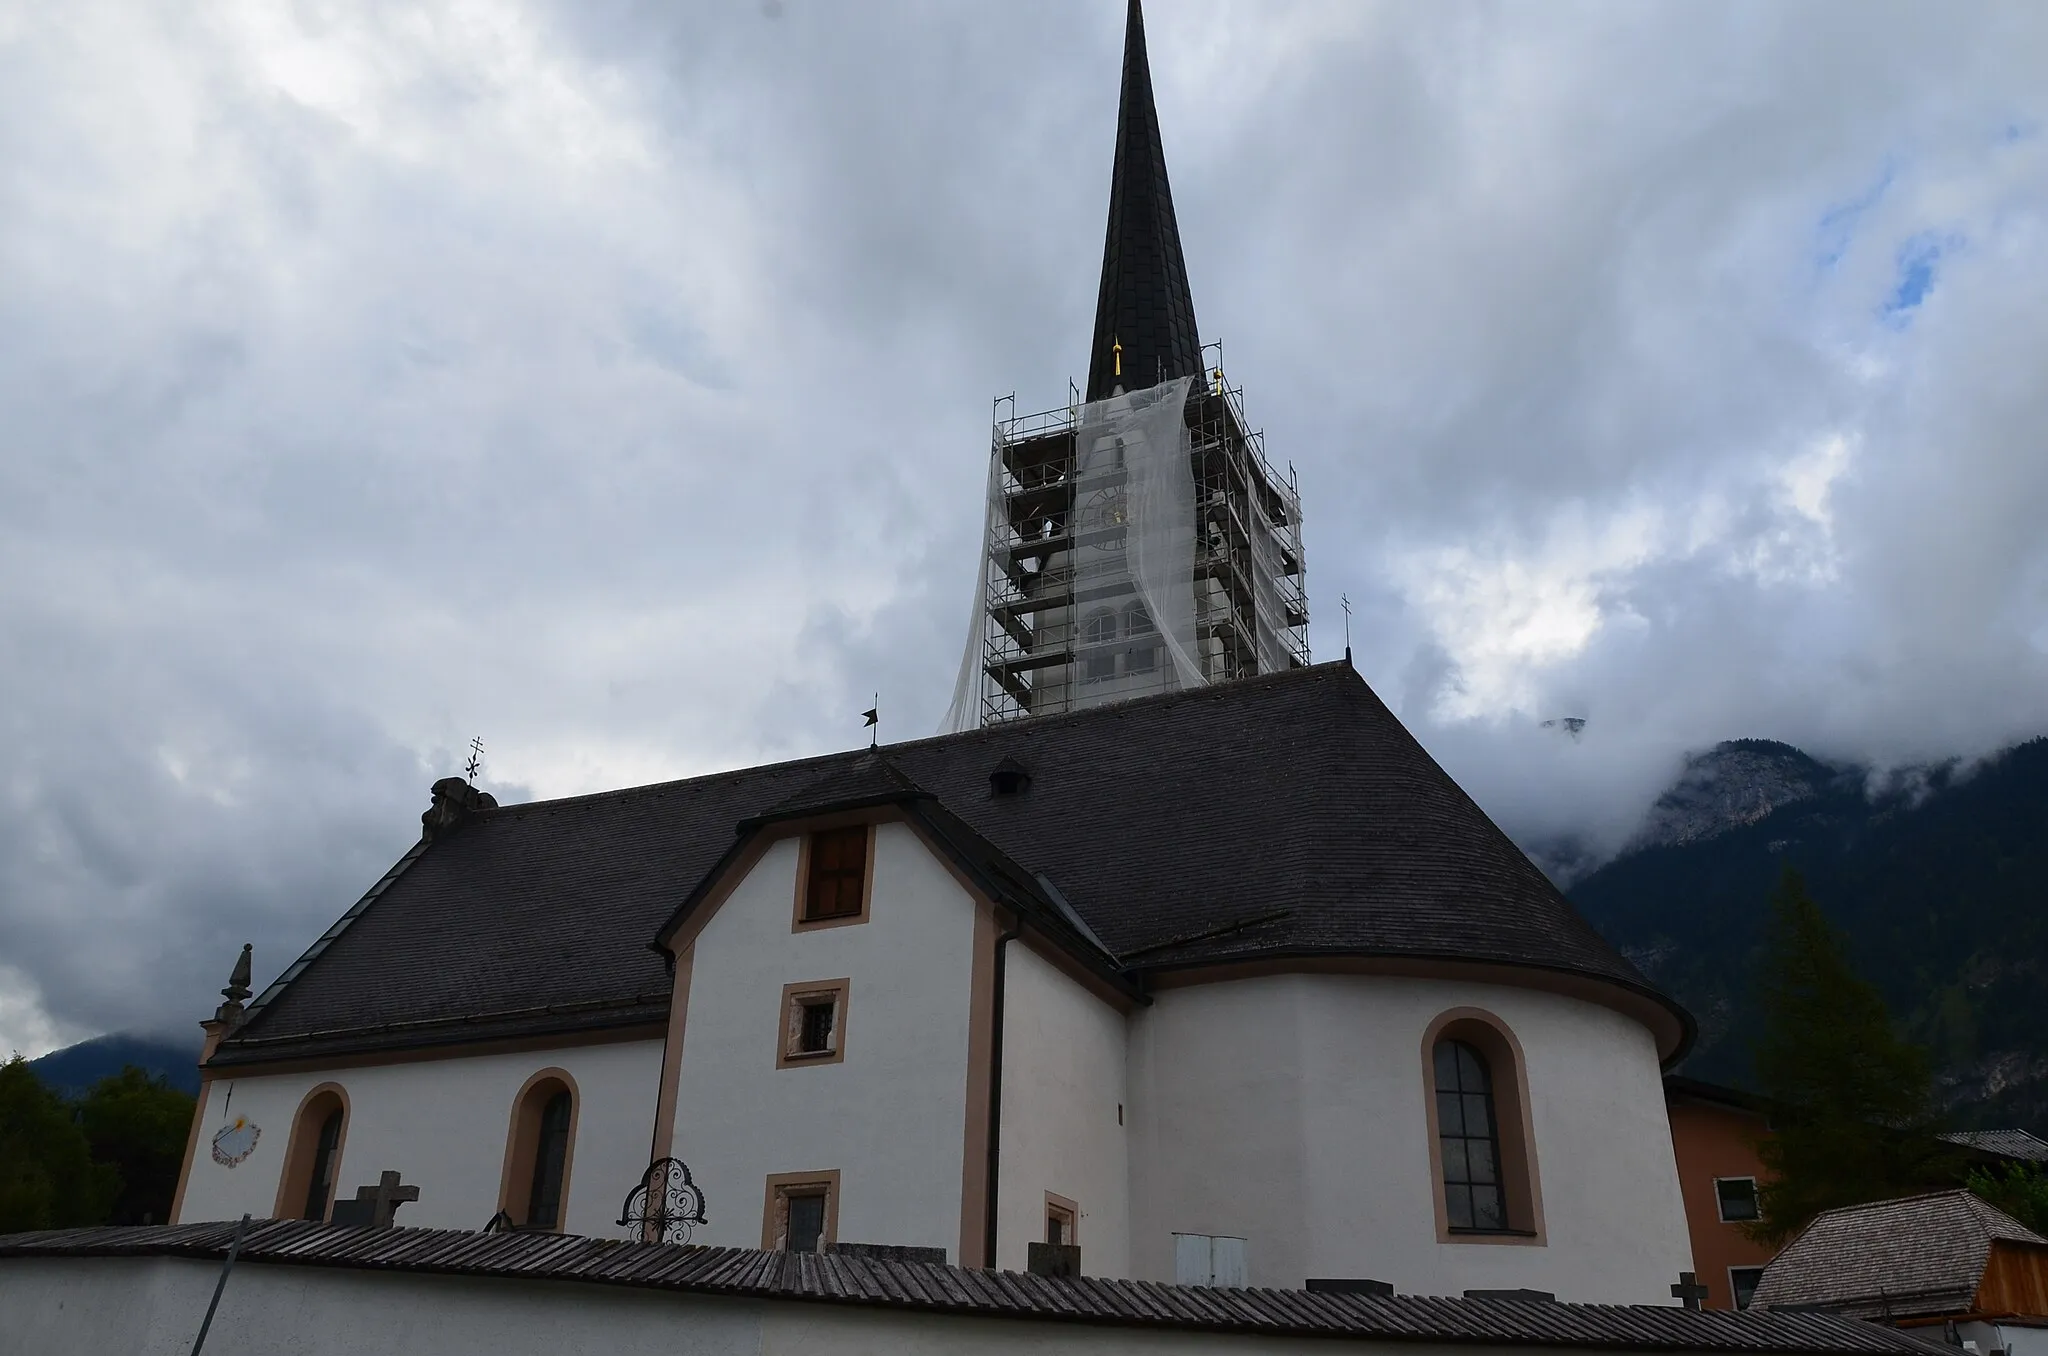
top-left (1081, 486), bottom-right (1129, 550)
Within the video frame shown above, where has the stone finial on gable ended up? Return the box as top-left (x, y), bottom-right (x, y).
top-left (215, 942), bottom-right (252, 1025)
top-left (422, 777), bottom-right (498, 843)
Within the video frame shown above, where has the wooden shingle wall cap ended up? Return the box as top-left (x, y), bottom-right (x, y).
top-left (0, 1220), bottom-right (1954, 1352)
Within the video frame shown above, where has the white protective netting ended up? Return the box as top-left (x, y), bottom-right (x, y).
top-left (940, 375), bottom-right (1212, 732)
top-left (941, 448), bottom-right (1008, 734)
top-left (1071, 376), bottom-right (1202, 705)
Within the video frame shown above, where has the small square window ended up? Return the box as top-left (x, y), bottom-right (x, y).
top-left (777, 979), bottom-right (850, 1068)
top-left (1716, 1177), bottom-right (1760, 1223)
top-left (1730, 1266), bottom-right (1765, 1309)
top-left (763, 1171), bottom-right (839, 1253)
top-left (798, 827), bottom-right (869, 927)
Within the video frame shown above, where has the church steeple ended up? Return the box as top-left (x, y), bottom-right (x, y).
top-left (1086, 0), bottom-right (1202, 403)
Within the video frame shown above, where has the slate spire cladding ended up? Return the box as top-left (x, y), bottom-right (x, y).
top-left (1086, 0), bottom-right (1202, 402)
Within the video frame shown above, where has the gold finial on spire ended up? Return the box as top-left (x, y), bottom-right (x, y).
top-left (1113, 338), bottom-right (1122, 378)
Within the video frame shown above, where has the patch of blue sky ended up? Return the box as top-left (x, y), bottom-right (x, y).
top-left (1815, 160), bottom-right (1897, 272)
top-left (1881, 230), bottom-right (1964, 328)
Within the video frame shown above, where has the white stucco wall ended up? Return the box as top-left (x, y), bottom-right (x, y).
top-left (1126, 973), bottom-right (1693, 1303)
top-left (994, 939), bottom-right (1131, 1276)
top-left (174, 1039), bottom-right (663, 1238)
top-left (0, 1255), bottom-right (1674, 1356)
top-left (669, 822), bottom-right (978, 1258)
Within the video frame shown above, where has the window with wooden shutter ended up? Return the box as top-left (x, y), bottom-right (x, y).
top-left (798, 826), bottom-right (869, 927)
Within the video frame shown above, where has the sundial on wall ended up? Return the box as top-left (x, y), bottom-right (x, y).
top-left (210, 1114), bottom-right (260, 1168)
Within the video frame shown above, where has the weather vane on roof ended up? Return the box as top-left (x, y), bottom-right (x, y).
top-left (1341, 593), bottom-right (1353, 664)
top-left (862, 696), bottom-right (879, 749)
top-left (465, 736), bottom-right (485, 786)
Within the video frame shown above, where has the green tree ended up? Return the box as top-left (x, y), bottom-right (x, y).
top-left (1748, 866), bottom-right (1953, 1243)
top-left (0, 1056), bottom-right (118, 1232)
top-left (78, 1067), bottom-right (196, 1226)
top-left (1966, 1162), bottom-right (2048, 1235)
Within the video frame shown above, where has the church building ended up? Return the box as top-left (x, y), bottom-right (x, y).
top-left (167, 0), bottom-right (1699, 1305)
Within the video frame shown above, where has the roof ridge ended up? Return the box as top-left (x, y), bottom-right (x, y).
top-left (476, 664), bottom-right (1354, 819)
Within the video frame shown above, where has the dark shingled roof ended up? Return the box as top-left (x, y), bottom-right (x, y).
top-left (213, 663), bottom-right (1687, 1069)
top-left (0, 1221), bottom-right (1948, 1352)
top-left (1754, 1191), bottom-right (2048, 1320)
top-left (1085, 0), bottom-right (1203, 403)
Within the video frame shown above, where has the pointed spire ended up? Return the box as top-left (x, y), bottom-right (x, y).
top-left (1086, 0), bottom-right (1202, 403)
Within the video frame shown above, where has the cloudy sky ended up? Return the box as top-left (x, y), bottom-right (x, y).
top-left (4, 0), bottom-right (2046, 1059)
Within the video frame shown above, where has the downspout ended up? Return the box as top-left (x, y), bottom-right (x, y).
top-left (984, 913), bottom-right (1023, 1269)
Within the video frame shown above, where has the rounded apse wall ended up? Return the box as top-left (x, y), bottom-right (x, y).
top-left (1121, 970), bottom-right (1693, 1304)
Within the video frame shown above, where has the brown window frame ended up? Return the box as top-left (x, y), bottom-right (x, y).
top-left (497, 1068), bottom-right (581, 1232)
top-left (273, 1082), bottom-right (351, 1222)
top-left (775, 978), bottom-right (851, 1069)
top-left (1420, 1008), bottom-right (1546, 1246)
top-left (793, 825), bottom-right (874, 931)
top-left (762, 1169), bottom-right (841, 1252)
top-left (1045, 1191), bottom-right (1079, 1246)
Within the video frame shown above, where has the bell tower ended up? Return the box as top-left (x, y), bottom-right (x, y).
top-left (946, 0), bottom-right (1309, 729)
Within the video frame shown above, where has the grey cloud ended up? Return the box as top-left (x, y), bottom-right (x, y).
top-left (3, 1), bottom-right (2047, 1053)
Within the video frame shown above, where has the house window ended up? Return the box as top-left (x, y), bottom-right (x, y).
top-left (1173, 1233), bottom-right (1248, 1287)
top-left (500, 1069), bottom-right (579, 1231)
top-left (1715, 1176), bottom-right (1761, 1223)
top-left (777, 979), bottom-right (851, 1068)
top-left (1046, 1192), bottom-right (1079, 1246)
top-left (763, 1171), bottom-right (840, 1253)
top-left (1730, 1266), bottom-right (1765, 1309)
top-left (275, 1083), bottom-right (349, 1222)
top-left (798, 827), bottom-right (869, 925)
top-left (1422, 1009), bottom-right (1544, 1244)
top-left (1435, 1039), bottom-right (1506, 1231)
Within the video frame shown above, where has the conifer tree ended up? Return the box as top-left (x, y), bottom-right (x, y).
top-left (1748, 866), bottom-right (1951, 1243)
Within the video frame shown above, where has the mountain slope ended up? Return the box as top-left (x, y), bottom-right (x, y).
top-left (1571, 736), bottom-right (2048, 1127)
top-left (28, 1033), bottom-right (202, 1097)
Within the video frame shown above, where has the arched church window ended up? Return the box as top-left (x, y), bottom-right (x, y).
top-left (1081, 609), bottom-right (1118, 683)
top-left (500, 1070), bottom-right (578, 1232)
top-left (276, 1084), bottom-right (349, 1222)
top-left (1423, 1011), bottom-right (1545, 1242)
top-left (1434, 1040), bottom-right (1505, 1231)
top-left (1122, 603), bottom-right (1158, 675)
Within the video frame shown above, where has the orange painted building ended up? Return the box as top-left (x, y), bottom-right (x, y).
top-left (1665, 1076), bottom-right (1780, 1309)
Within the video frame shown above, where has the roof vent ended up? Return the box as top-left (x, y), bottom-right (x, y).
top-left (1464, 1289), bottom-right (1556, 1303)
top-left (989, 757), bottom-right (1031, 798)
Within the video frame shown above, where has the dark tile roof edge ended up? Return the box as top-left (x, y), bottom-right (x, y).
top-left (205, 999), bottom-right (670, 1070)
top-left (0, 1221), bottom-right (1947, 1353)
top-left (1662, 1076), bottom-right (1768, 1115)
top-left (226, 837), bottom-right (433, 1040)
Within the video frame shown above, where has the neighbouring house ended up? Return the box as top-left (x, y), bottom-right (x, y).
top-left (1664, 1076), bottom-right (1779, 1310)
top-left (1754, 1190), bottom-right (2048, 1354)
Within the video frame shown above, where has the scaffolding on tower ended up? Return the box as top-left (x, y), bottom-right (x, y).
top-left (943, 354), bottom-right (1309, 732)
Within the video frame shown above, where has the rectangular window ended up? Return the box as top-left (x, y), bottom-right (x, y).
top-left (1173, 1233), bottom-right (1248, 1288)
top-left (1715, 1177), bottom-right (1761, 1223)
top-left (1730, 1266), bottom-right (1765, 1309)
top-left (1046, 1193), bottom-right (1078, 1246)
top-left (763, 1170), bottom-right (840, 1253)
top-left (798, 827), bottom-right (869, 926)
top-left (776, 979), bottom-right (851, 1068)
